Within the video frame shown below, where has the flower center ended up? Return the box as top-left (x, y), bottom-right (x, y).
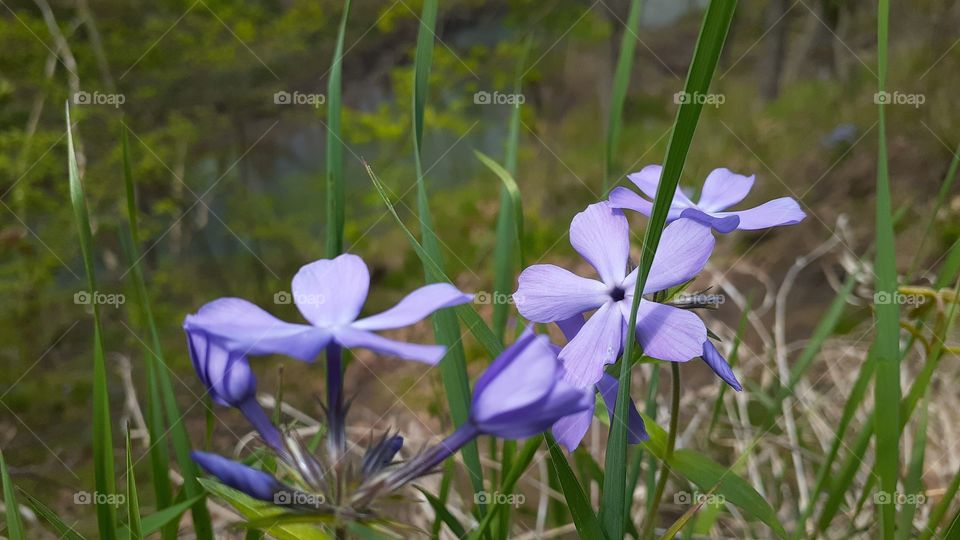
top-left (609, 286), bottom-right (626, 302)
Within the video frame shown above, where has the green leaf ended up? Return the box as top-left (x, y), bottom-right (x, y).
top-left (198, 478), bottom-right (332, 540)
top-left (604, 0), bottom-right (643, 192)
top-left (468, 437), bottom-right (541, 540)
top-left (603, 1), bottom-right (738, 537)
top-left (325, 0), bottom-right (351, 258)
top-left (120, 123), bottom-right (213, 539)
top-left (19, 489), bottom-right (86, 540)
top-left (416, 487), bottom-right (466, 538)
top-left (546, 435), bottom-right (606, 539)
top-left (125, 432), bottom-right (143, 540)
top-left (1, 450), bottom-right (25, 540)
top-left (67, 103), bottom-right (117, 540)
top-left (897, 390), bottom-right (929, 540)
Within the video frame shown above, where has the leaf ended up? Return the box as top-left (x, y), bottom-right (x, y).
top-left (604, 0), bottom-right (643, 192)
top-left (325, 0), bottom-right (351, 257)
top-left (545, 435), bottom-right (606, 539)
top-left (416, 487), bottom-right (466, 538)
top-left (468, 437), bottom-right (541, 540)
top-left (125, 432), bottom-right (143, 540)
top-left (1, 450), bottom-right (25, 540)
top-left (18, 489), bottom-right (86, 540)
top-left (603, 1), bottom-right (738, 537)
top-left (198, 478), bottom-right (332, 540)
top-left (67, 103), bottom-right (118, 540)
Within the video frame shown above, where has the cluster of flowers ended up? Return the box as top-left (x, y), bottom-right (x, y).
top-left (184, 166), bottom-right (804, 517)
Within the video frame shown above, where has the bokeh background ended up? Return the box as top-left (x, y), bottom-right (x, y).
top-left (1, 0), bottom-right (959, 536)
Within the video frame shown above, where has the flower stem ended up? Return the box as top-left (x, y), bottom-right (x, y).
top-left (641, 362), bottom-right (680, 540)
top-left (326, 343), bottom-right (346, 459)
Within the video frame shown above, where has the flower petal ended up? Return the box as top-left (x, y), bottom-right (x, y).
top-left (555, 313), bottom-right (585, 341)
top-left (352, 283), bottom-right (473, 331)
top-left (552, 405), bottom-right (594, 451)
top-left (191, 451), bottom-right (285, 501)
top-left (184, 298), bottom-right (331, 362)
top-left (627, 164), bottom-right (695, 207)
top-left (702, 340), bottom-right (742, 391)
top-left (697, 168), bottom-right (755, 212)
top-left (472, 329), bottom-right (557, 421)
top-left (624, 300), bottom-right (706, 362)
top-left (678, 207), bottom-right (741, 234)
top-left (514, 265), bottom-right (608, 322)
top-left (597, 373), bottom-right (648, 443)
top-left (558, 301), bottom-right (623, 388)
top-left (291, 254), bottom-right (370, 326)
top-left (334, 327), bottom-right (446, 365)
top-left (569, 202), bottom-right (631, 286)
top-left (621, 218), bottom-right (715, 294)
top-left (186, 329), bottom-right (254, 407)
top-left (608, 186), bottom-right (653, 216)
top-left (717, 197), bottom-right (806, 230)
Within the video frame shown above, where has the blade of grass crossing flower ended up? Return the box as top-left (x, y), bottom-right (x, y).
top-left (121, 125), bottom-right (213, 539)
top-left (409, 0), bottom-right (486, 507)
top-left (604, 0), bottom-right (643, 192)
top-left (125, 431), bottom-right (143, 540)
top-left (1, 450), bottom-right (24, 540)
top-left (546, 435), bottom-right (606, 539)
top-left (67, 104), bottom-right (117, 540)
top-left (897, 390), bottom-right (929, 540)
top-left (603, 2), bottom-right (737, 537)
top-left (18, 489), bottom-right (86, 540)
top-left (325, 0), bottom-right (350, 258)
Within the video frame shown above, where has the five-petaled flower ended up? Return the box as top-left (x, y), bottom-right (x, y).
top-left (513, 202), bottom-right (715, 389)
top-left (183, 253), bottom-right (473, 366)
top-left (608, 165), bottom-right (806, 233)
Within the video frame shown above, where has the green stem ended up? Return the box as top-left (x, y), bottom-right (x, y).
top-left (642, 362), bottom-right (681, 540)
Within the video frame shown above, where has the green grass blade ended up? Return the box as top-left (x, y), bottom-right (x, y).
top-left (408, 0), bottom-right (485, 507)
top-left (325, 0), bottom-right (351, 258)
top-left (1, 450), bottom-right (25, 540)
top-left (908, 140), bottom-right (960, 278)
top-left (602, 2), bottom-right (737, 537)
top-left (604, 0), bottom-right (643, 192)
top-left (18, 489), bottom-right (86, 540)
top-left (416, 487), bottom-right (466, 538)
top-left (120, 124), bottom-right (212, 539)
top-left (467, 437), bottom-right (541, 540)
top-left (546, 435), bottom-right (606, 539)
top-left (125, 431), bottom-right (143, 540)
top-left (897, 390), bottom-right (929, 540)
top-left (872, 1), bottom-right (900, 537)
top-left (920, 463), bottom-right (960, 540)
top-left (67, 103), bottom-right (118, 540)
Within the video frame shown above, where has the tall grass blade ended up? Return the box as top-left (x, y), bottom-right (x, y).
top-left (19, 489), bottom-right (86, 540)
top-left (120, 124), bottom-right (213, 539)
top-left (546, 435), bottom-right (606, 539)
top-left (602, 2), bottom-right (737, 537)
top-left (897, 390), bottom-right (929, 540)
top-left (325, 0), bottom-right (351, 258)
top-left (125, 431), bottom-right (143, 540)
top-left (872, 2), bottom-right (901, 537)
top-left (409, 0), bottom-right (485, 505)
top-left (604, 0), bottom-right (643, 192)
top-left (67, 103), bottom-right (118, 540)
top-left (1, 450), bottom-right (24, 540)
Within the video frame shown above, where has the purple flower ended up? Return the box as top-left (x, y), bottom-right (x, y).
top-left (514, 202), bottom-right (714, 388)
top-left (702, 340), bottom-right (742, 391)
top-left (608, 165), bottom-right (806, 233)
top-left (191, 451), bottom-right (287, 502)
top-left (183, 253), bottom-right (473, 365)
top-left (185, 328), bottom-right (284, 452)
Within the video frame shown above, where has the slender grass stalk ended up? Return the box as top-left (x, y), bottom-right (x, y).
top-left (604, 0), bottom-right (644, 192)
top-left (125, 431), bottom-right (143, 540)
top-left (907, 140), bottom-right (960, 278)
top-left (1, 450), bottom-right (24, 540)
top-left (601, 2), bottom-right (737, 538)
top-left (640, 363), bottom-right (679, 540)
top-left (325, 0), bottom-right (350, 259)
